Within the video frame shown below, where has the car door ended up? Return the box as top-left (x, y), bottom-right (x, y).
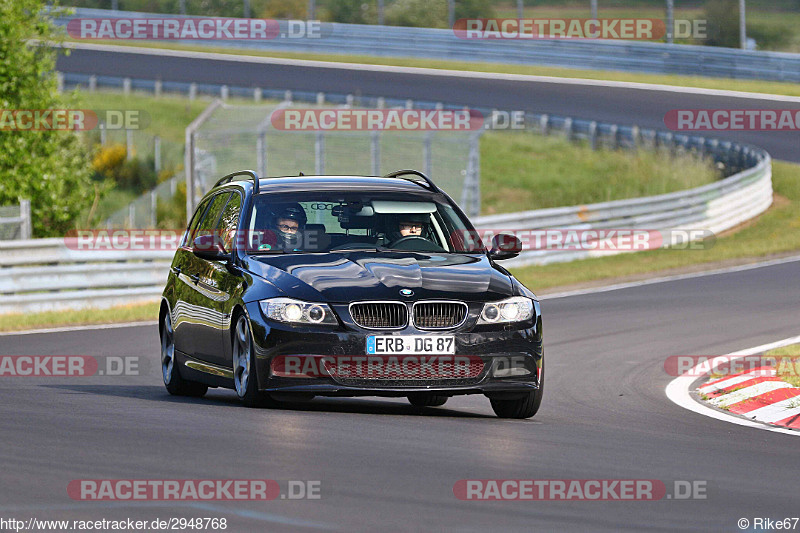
top-left (174, 192), bottom-right (230, 362)
top-left (171, 195), bottom-right (212, 357)
top-left (199, 191), bottom-right (244, 368)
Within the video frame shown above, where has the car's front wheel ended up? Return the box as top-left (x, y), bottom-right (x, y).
top-left (489, 361), bottom-right (544, 419)
top-left (161, 312), bottom-right (207, 397)
top-left (232, 313), bottom-right (277, 408)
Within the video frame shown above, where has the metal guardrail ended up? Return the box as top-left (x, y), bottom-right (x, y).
top-left (0, 238), bottom-right (172, 314)
top-left (56, 8), bottom-right (800, 82)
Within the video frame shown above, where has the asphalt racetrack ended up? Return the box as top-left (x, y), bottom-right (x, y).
top-left (2, 259), bottom-right (799, 531)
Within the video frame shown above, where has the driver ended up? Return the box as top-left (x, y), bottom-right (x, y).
top-left (384, 213), bottom-right (430, 245)
top-left (270, 203), bottom-right (307, 251)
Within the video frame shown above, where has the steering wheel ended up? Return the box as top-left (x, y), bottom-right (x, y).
top-left (387, 235), bottom-right (445, 252)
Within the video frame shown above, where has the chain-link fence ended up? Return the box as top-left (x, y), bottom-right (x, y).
top-left (0, 200), bottom-right (32, 241)
top-left (187, 96), bottom-right (482, 219)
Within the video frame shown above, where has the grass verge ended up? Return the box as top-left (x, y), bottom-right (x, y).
top-left (480, 133), bottom-right (717, 214)
top-left (66, 39), bottom-right (800, 99)
top-left (762, 344), bottom-right (800, 387)
top-left (511, 160), bottom-right (800, 292)
top-left (0, 302), bottom-right (158, 333)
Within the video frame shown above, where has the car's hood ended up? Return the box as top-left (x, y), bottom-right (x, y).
top-left (245, 251), bottom-right (514, 302)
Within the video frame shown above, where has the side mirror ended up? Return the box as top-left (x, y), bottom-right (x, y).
top-left (489, 233), bottom-right (522, 260)
top-left (192, 235), bottom-right (229, 261)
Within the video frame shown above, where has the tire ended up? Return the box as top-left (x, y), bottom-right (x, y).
top-left (161, 311), bottom-right (208, 397)
top-left (407, 393), bottom-right (448, 407)
top-left (490, 361), bottom-right (544, 419)
top-left (232, 313), bottom-right (278, 408)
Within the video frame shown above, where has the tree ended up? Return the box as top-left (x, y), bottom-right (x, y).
top-left (0, 0), bottom-right (94, 237)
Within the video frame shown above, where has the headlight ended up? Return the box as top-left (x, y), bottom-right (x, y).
top-left (260, 298), bottom-right (338, 325)
top-left (478, 297), bottom-right (535, 324)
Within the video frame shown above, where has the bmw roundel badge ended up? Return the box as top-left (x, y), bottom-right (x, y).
top-left (400, 289), bottom-right (414, 297)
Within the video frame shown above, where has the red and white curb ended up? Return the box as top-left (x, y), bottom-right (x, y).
top-left (666, 335), bottom-right (800, 436)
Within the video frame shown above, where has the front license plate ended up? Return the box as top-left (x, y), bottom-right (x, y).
top-left (367, 336), bottom-right (455, 355)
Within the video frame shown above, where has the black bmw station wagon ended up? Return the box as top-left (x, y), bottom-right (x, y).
top-left (159, 170), bottom-right (543, 418)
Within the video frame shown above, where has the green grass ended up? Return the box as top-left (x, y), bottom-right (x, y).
top-left (763, 344), bottom-right (800, 387)
top-left (480, 133), bottom-right (717, 214)
top-left (511, 160), bottom-right (800, 292)
top-left (64, 40), bottom-right (800, 98)
top-left (72, 91), bottom-right (210, 145)
top-left (0, 302), bottom-right (158, 332)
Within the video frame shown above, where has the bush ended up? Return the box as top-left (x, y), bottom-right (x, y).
top-left (703, 0), bottom-right (741, 48)
top-left (386, 0), bottom-right (447, 28)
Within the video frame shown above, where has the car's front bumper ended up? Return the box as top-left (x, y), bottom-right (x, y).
top-left (245, 301), bottom-right (543, 398)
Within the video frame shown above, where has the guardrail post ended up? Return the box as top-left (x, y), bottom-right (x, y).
top-left (377, 97), bottom-right (385, 109)
top-left (564, 117), bottom-right (573, 141)
top-left (589, 121), bottom-right (598, 150)
top-left (631, 125), bottom-right (640, 150)
top-left (154, 136), bottom-right (161, 173)
top-left (154, 79), bottom-right (162, 98)
top-left (99, 121), bottom-right (106, 145)
top-left (19, 200), bottom-right (31, 240)
top-left (189, 83), bottom-right (197, 101)
top-left (316, 92), bottom-right (325, 106)
top-left (128, 203), bottom-right (135, 229)
top-left (609, 124), bottom-right (619, 149)
top-left (406, 99), bottom-right (414, 110)
top-left (56, 72), bottom-right (64, 93)
top-left (220, 85), bottom-right (229, 100)
top-left (123, 77), bottom-right (131, 96)
top-left (88, 75), bottom-right (97, 92)
top-left (370, 130), bottom-right (380, 175)
top-left (345, 94), bottom-right (354, 108)
top-left (540, 114), bottom-right (550, 136)
top-left (284, 90), bottom-right (292, 103)
top-left (315, 131), bottom-right (325, 174)
top-left (254, 87), bottom-right (262, 102)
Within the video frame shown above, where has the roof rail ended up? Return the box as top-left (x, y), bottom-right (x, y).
top-left (381, 169), bottom-right (440, 192)
top-left (213, 170), bottom-right (260, 194)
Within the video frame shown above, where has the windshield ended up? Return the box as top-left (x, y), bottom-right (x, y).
top-left (244, 192), bottom-right (485, 254)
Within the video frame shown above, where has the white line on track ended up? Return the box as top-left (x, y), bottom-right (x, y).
top-left (665, 334), bottom-right (800, 436)
top-left (0, 321), bottom-right (157, 337)
top-left (62, 42), bottom-right (800, 103)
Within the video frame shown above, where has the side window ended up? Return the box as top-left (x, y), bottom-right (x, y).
top-left (181, 197), bottom-right (212, 247)
top-left (196, 193), bottom-right (230, 237)
top-left (218, 193), bottom-right (242, 252)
